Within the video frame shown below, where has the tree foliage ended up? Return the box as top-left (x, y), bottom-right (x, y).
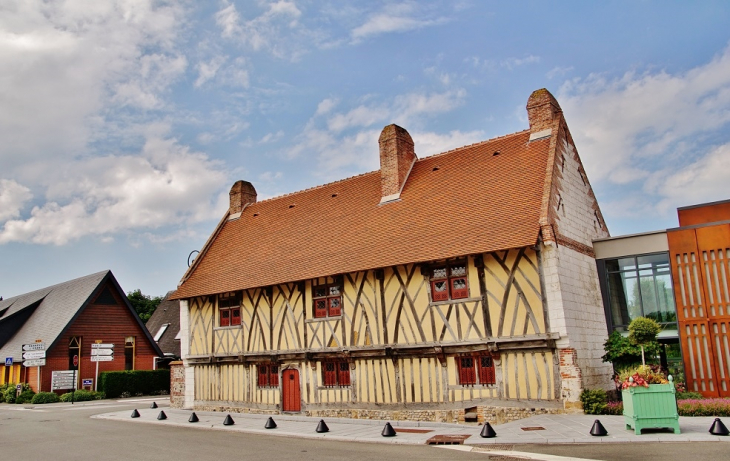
top-left (628, 317), bottom-right (661, 346)
top-left (602, 330), bottom-right (660, 370)
top-left (127, 289), bottom-right (162, 323)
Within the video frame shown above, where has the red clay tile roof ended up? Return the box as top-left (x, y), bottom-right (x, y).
top-left (172, 130), bottom-right (550, 299)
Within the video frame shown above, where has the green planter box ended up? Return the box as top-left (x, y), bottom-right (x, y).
top-left (622, 383), bottom-right (680, 434)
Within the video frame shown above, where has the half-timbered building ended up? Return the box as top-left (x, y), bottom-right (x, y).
top-left (170, 89), bottom-right (612, 422)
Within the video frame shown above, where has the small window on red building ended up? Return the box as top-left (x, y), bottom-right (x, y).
top-left (313, 283), bottom-right (342, 318)
top-left (218, 292), bottom-right (241, 327)
top-left (322, 360), bottom-right (350, 387)
top-left (258, 364), bottom-right (279, 388)
top-left (457, 354), bottom-right (496, 386)
top-left (430, 262), bottom-right (469, 302)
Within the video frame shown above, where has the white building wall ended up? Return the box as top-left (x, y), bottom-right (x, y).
top-left (179, 299), bottom-right (195, 408)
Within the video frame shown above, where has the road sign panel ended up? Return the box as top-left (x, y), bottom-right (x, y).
top-left (22, 350), bottom-right (46, 360)
top-left (51, 370), bottom-right (77, 390)
top-left (91, 349), bottom-right (114, 356)
top-left (22, 343), bottom-right (45, 351)
top-left (90, 355), bottom-right (114, 362)
top-left (4, 357), bottom-right (12, 366)
top-left (91, 343), bottom-right (114, 349)
top-left (23, 358), bottom-right (46, 367)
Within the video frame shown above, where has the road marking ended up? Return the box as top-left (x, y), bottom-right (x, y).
top-left (63, 404), bottom-right (130, 411)
top-left (436, 445), bottom-right (604, 461)
top-left (0, 407), bottom-right (47, 412)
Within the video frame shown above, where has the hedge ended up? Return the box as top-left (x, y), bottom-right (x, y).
top-left (60, 390), bottom-right (104, 402)
top-left (585, 398), bottom-right (730, 417)
top-left (99, 369), bottom-right (170, 398)
top-left (32, 392), bottom-right (61, 404)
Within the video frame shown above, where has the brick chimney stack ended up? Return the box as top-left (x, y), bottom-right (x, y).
top-left (526, 88), bottom-right (562, 135)
top-left (379, 124), bottom-right (417, 203)
top-left (229, 180), bottom-right (257, 214)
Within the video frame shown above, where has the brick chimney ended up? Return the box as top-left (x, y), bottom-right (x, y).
top-left (526, 88), bottom-right (562, 138)
top-left (379, 124), bottom-right (417, 203)
top-left (229, 180), bottom-right (257, 215)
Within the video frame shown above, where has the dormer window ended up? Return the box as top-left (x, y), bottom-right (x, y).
top-left (429, 262), bottom-right (469, 302)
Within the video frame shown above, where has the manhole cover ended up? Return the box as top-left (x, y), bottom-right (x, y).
top-left (426, 434), bottom-right (471, 445)
top-left (396, 428), bottom-right (433, 433)
top-left (520, 426), bottom-right (545, 431)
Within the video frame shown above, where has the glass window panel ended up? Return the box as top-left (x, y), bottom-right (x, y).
top-left (637, 253), bottom-right (670, 268)
top-left (432, 268), bottom-right (447, 279)
top-left (450, 265), bottom-right (466, 277)
top-left (329, 285), bottom-right (340, 296)
top-left (617, 257), bottom-right (637, 271)
top-left (607, 272), bottom-right (631, 327)
top-left (314, 287), bottom-right (326, 298)
top-left (452, 278), bottom-right (466, 289)
top-left (433, 281), bottom-right (447, 292)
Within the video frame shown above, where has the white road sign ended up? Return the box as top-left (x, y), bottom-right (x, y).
top-left (22, 343), bottom-right (45, 351)
top-left (22, 350), bottom-right (46, 360)
top-left (51, 370), bottom-right (77, 390)
top-left (23, 358), bottom-right (46, 367)
top-left (90, 355), bottom-right (114, 362)
top-left (90, 348), bottom-right (114, 356)
top-left (91, 343), bottom-right (114, 349)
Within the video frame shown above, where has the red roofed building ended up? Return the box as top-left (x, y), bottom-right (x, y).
top-left (170, 89), bottom-right (612, 422)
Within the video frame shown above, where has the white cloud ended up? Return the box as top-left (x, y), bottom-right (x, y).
top-left (559, 44), bottom-right (730, 227)
top-left (501, 55), bottom-right (540, 70)
top-left (411, 129), bottom-right (486, 158)
top-left (0, 135), bottom-right (228, 245)
top-left (560, 45), bottom-right (730, 185)
top-left (351, 3), bottom-right (447, 42)
top-left (316, 98), bottom-right (339, 115)
top-left (195, 55), bottom-right (228, 87)
top-left (0, 179), bottom-right (33, 222)
top-left (214, 0), bottom-right (305, 59)
top-left (0, 0), bottom-right (187, 174)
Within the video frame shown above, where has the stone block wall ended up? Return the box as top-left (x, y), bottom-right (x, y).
top-left (170, 361), bottom-right (185, 408)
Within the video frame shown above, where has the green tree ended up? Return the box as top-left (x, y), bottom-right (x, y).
top-left (127, 289), bottom-right (162, 323)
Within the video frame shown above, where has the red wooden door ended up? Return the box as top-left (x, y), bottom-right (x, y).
top-left (282, 369), bottom-right (301, 412)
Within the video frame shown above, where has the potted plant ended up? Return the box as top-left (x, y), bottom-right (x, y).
top-left (620, 318), bottom-right (680, 434)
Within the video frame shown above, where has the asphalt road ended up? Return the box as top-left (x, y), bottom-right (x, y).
top-left (1, 399), bottom-right (729, 461)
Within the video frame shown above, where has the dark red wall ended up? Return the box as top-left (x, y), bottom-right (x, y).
top-left (32, 280), bottom-right (158, 393)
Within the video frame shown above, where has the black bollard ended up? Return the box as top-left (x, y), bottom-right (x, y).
top-left (188, 412), bottom-right (199, 423)
top-left (709, 418), bottom-right (730, 436)
top-left (265, 417), bottom-right (277, 429)
top-left (157, 411), bottom-right (167, 420)
top-left (590, 419), bottom-right (608, 436)
top-left (381, 422), bottom-right (396, 437)
top-left (480, 422), bottom-right (497, 438)
top-left (316, 419), bottom-right (329, 433)
top-left (130, 409), bottom-right (140, 418)
top-left (223, 414), bottom-right (235, 426)
top-left (150, 402), bottom-right (158, 409)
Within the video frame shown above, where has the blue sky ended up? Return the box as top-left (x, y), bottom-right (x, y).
top-left (1, 1), bottom-right (730, 298)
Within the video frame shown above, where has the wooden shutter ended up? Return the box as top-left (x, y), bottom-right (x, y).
top-left (220, 309), bottom-right (230, 327)
top-left (258, 365), bottom-right (268, 387)
top-left (231, 308), bottom-right (241, 326)
top-left (314, 299), bottom-right (327, 318)
top-left (269, 365), bottom-right (279, 387)
top-left (458, 357), bottom-right (476, 385)
top-left (478, 356), bottom-right (495, 385)
top-left (328, 297), bottom-right (341, 317)
top-left (451, 277), bottom-right (468, 299)
top-left (338, 362), bottom-right (350, 386)
top-left (431, 280), bottom-right (449, 302)
top-left (323, 362), bottom-right (337, 386)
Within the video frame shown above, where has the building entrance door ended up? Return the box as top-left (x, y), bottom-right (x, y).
top-left (282, 369), bottom-right (301, 412)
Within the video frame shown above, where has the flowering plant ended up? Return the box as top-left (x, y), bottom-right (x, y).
top-left (618, 364), bottom-right (668, 389)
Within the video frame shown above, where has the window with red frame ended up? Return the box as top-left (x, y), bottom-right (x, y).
top-left (457, 354), bottom-right (496, 386)
top-left (429, 263), bottom-right (469, 302)
top-left (218, 292), bottom-right (241, 327)
top-left (313, 283), bottom-right (342, 318)
top-left (322, 360), bottom-right (350, 387)
top-left (258, 364), bottom-right (279, 387)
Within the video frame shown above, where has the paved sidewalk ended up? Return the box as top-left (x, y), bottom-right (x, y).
top-left (93, 402), bottom-right (730, 446)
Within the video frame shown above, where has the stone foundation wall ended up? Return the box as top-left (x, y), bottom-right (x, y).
top-left (170, 361), bottom-right (185, 408)
top-left (190, 403), bottom-right (565, 425)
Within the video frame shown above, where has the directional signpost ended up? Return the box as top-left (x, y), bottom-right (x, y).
top-left (22, 341), bottom-right (45, 391)
top-left (91, 342), bottom-right (114, 391)
top-left (51, 370), bottom-right (77, 390)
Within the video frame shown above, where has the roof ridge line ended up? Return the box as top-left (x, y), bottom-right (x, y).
top-left (252, 129), bottom-right (531, 206)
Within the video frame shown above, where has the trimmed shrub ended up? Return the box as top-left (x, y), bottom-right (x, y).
top-left (60, 390), bottom-right (105, 402)
top-left (3, 383), bottom-right (32, 403)
top-left (603, 401), bottom-right (624, 415)
top-left (580, 388), bottom-right (608, 415)
top-left (99, 369), bottom-right (170, 399)
top-left (15, 390), bottom-right (35, 404)
top-left (676, 391), bottom-right (704, 400)
top-left (677, 398), bottom-right (730, 417)
top-left (31, 392), bottom-right (61, 404)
